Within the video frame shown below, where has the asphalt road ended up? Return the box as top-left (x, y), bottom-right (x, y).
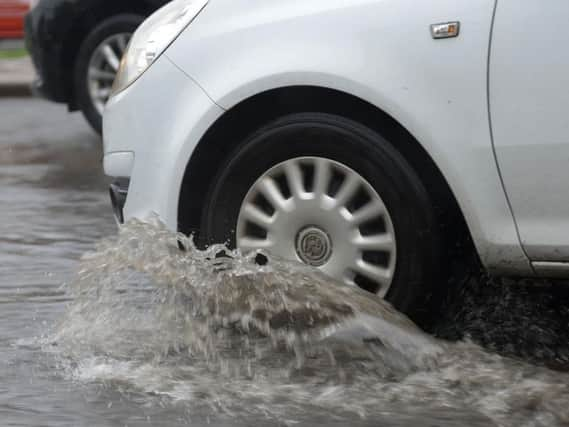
top-left (2, 97), bottom-right (569, 368)
top-left (1, 98), bottom-right (568, 427)
top-left (0, 97), bottom-right (100, 147)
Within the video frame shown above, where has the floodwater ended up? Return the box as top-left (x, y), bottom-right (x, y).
top-left (1, 99), bottom-right (569, 427)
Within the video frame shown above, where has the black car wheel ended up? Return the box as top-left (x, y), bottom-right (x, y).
top-left (201, 113), bottom-right (444, 323)
top-left (74, 14), bottom-right (144, 134)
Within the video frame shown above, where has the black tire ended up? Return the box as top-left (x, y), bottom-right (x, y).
top-left (74, 14), bottom-right (145, 135)
top-left (201, 113), bottom-right (443, 325)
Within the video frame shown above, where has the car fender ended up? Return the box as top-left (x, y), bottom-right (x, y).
top-left (166, 0), bottom-right (532, 274)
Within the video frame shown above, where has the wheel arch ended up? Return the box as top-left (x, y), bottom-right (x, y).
top-left (178, 85), bottom-right (475, 263)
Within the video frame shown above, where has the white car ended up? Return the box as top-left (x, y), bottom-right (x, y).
top-left (103, 0), bottom-right (569, 323)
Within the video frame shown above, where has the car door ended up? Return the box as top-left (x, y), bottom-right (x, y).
top-left (489, 0), bottom-right (569, 271)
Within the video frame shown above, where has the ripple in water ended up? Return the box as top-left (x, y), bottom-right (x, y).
top-left (42, 219), bottom-right (569, 426)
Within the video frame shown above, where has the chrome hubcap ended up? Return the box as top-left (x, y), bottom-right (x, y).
top-left (87, 33), bottom-right (131, 115)
top-left (236, 157), bottom-right (397, 297)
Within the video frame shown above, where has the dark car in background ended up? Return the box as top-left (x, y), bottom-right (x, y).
top-left (25, 0), bottom-right (170, 134)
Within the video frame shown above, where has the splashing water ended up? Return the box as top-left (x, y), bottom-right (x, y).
top-left (43, 219), bottom-right (569, 426)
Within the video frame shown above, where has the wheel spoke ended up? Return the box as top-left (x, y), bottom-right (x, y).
top-left (238, 237), bottom-right (273, 251)
top-left (117, 34), bottom-right (129, 53)
top-left (242, 203), bottom-right (273, 228)
top-left (350, 200), bottom-right (385, 225)
top-left (342, 269), bottom-right (357, 287)
top-left (313, 158), bottom-right (331, 198)
top-left (94, 87), bottom-right (112, 100)
top-left (354, 260), bottom-right (392, 290)
top-left (259, 177), bottom-right (289, 212)
top-left (352, 234), bottom-right (394, 251)
top-left (101, 44), bottom-right (120, 71)
top-left (332, 173), bottom-right (359, 207)
top-left (89, 67), bottom-right (116, 81)
top-left (284, 160), bottom-right (305, 199)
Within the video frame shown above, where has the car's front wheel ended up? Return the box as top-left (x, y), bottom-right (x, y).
top-left (74, 14), bottom-right (144, 134)
top-left (202, 113), bottom-right (443, 323)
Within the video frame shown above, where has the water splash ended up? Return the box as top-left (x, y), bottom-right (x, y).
top-left (44, 219), bottom-right (569, 426)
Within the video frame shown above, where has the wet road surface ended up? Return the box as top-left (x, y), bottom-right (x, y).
top-left (1, 98), bottom-right (569, 426)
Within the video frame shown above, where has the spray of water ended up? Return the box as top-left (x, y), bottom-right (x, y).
top-left (44, 219), bottom-right (569, 426)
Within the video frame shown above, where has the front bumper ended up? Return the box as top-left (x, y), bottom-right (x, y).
top-left (103, 55), bottom-right (224, 231)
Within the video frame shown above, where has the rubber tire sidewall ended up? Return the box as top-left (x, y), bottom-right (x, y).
top-left (202, 113), bottom-right (442, 323)
top-left (74, 14), bottom-right (144, 135)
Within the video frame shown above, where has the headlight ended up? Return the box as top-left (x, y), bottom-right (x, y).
top-left (111, 0), bottom-right (208, 96)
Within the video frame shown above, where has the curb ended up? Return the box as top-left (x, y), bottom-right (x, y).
top-left (0, 40), bottom-right (25, 50)
top-left (0, 83), bottom-right (32, 98)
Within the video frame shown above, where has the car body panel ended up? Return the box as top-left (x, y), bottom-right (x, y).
top-left (107, 0), bottom-right (569, 276)
top-left (161, 0), bottom-right (531, 274)
top-left (103, 55), bottom-right (224, 230)
top-left (489, 0), bottom-right (569, 262)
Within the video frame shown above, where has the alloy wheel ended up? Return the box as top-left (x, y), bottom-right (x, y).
top-left (87, 33), bottom-right (131, 115)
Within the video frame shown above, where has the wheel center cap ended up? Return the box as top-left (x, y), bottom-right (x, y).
top-left (295, 226), bottom-right (333, 267)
